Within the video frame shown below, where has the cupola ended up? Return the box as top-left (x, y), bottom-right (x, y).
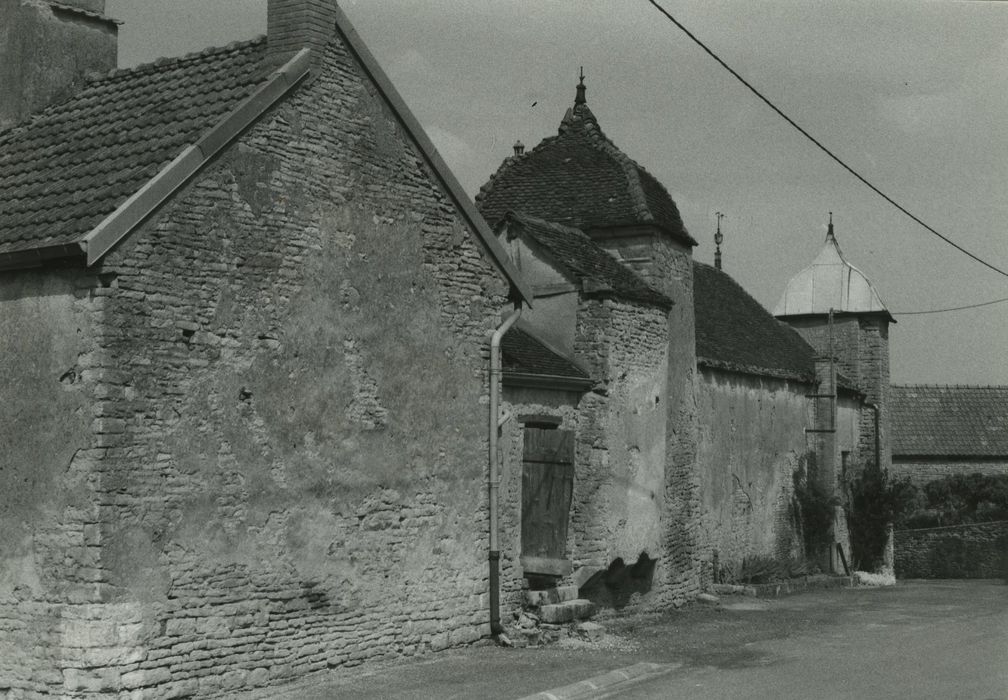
top-left (774, 215), bottom-right (893, 321)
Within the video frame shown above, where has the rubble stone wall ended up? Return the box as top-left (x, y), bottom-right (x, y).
top-left (0, 268), bottom-right (109, 696)
top-left (895, 521), bottom-right (1008, 579)
top-left (2, 34), bottom-right (509, 697)
top-left (572, 298), bottom-right (670, 605)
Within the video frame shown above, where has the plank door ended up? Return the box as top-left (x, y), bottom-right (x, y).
top-left (521, 427), bottom-right (574, 567)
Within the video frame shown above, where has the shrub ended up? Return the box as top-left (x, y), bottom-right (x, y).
top-left (846, 465), bottom-right (917, 570)
top-left (915, 473), bottom-right (1008, 526)
top-left (792, 459), bottom-right (838, 560)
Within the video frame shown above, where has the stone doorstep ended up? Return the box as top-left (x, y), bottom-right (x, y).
top-left (538, 599), bottom-right (595, 624)
top-left (524, 585), bottom-right (579, 608)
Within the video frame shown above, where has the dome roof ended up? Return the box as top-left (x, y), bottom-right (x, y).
top-left (774, 221), bottom-right (892, 320)
top-left (476, 77), bottom-right (695, 247)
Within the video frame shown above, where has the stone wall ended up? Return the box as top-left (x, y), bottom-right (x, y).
top-left (895, 521), bottom-right (1008, 579)
top-left (593, 232), bottom-right (702, 607)
top-left (0, 268), bottom-right (109, 696)
top-left (1, 32), bottom-right (510, 697)
top-left (695, 369), bottom-right (809, 579)
top-left (890, 460), bottom-right (1008, 489)
top-left (572, 299), bottom-right (669, 580)
top-left (786, 315), bottom-right (891, 473)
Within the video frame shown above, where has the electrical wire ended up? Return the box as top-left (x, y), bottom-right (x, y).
top-left (645, 0), bottom-right (1008, 280)
top-left (892, 295), bottom-right (1008, 315)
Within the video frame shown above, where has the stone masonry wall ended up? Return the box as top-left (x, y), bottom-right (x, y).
top-left (787, 315), bottom-right (890, 473)
top-left (571, 298), bottom-right (670, 607)
top-left (2, 35), bottom-right (511, 698)
top-left (592, 232), bottom-right (701, 607)
top-left (695, 368), bottom-right (811, 580)
top-left (890, 460), bottom-right (1008, 489)
top-left (0, 268), bottom-right (109, 697)
top-left (895, 521), bottom-right (1008, 579)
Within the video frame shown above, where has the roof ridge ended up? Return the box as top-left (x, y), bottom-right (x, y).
top-left (894, 383), bottom-right (1008, 390)
top-left (100, 36), bottom-right (267, 83)
top-left (0, 36), bottom-right (269, 142)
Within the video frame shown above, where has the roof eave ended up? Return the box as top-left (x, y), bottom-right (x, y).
top-left (503, 371), bottom-right (593, 392)
top-left (0, 241), bottom-right (86, 272)
top-left (331, 5), bottom-right (532, 306)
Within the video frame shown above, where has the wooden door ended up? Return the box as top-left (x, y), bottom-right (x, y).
top-left (521, 428), bottom-right (574, 569)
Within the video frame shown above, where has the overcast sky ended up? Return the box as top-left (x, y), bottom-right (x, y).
top-left (106, 0), bottom-right (1008, 385)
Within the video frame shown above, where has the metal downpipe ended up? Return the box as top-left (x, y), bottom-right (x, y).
top-left (489, 303), bottom-right (521, 636)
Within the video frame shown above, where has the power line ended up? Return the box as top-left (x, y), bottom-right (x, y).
top-left (892, 295), bottom-right (1008, 315)
top-left (645, 0), bottom-right (1008, 280)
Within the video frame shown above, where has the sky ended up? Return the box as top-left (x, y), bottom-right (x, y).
top-left (106, 0), bottom-right (1008, 386)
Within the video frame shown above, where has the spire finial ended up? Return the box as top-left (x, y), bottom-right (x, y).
top-left (826, 211), bottom-right (835, 242)
top-left (714, 212), bottom-right (725, 271)
top-left (575, 66), bottom-right (587, 105)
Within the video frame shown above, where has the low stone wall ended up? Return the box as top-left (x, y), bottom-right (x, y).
top-left (894, 521), bottom-right (1008, 579)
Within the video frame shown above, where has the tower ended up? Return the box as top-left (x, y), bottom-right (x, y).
top-left (774, 215), bottom-right (894, 475)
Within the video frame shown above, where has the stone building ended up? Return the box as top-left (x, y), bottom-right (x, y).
top-left (477, 79), bottom-right (868, 605)
top-left (889, 385), bottom-right (1008, 488)
top-left (0, 1), bottom-right (535, 696)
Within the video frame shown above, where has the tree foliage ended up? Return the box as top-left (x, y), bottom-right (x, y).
top-left (845, 466), bottom-right (917, 571)
top-left (903, 473), bottom-right (1008, 528)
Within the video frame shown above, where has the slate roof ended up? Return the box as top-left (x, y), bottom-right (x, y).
top-left (694, 261), bottom-right (818, 382)
top-left (891, 385), bottom-right (1008, 457)
top-left (0, 38), bottom-right (270, 257)
top-left (502, 326), bottom-right (590, 382)
top-left (501, 211), bottom-right (673, 309)
top-left (476, 91), bottom-right (696, 248)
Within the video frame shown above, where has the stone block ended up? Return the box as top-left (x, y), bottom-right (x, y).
top-left (575, 621), bottom-right (604, 641)
top-left (538, 599), bottom-right (595, 624)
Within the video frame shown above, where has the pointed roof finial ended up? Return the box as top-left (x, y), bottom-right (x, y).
top-left (826, 211), bottom-right (835, 242)
top-left (575, 66), bottom-right (587, 105)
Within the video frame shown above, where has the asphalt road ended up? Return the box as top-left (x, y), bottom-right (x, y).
top-left (277, 580), bottom-right (1007, 700)
top-left (604, 580), bottom-right (1008, 700)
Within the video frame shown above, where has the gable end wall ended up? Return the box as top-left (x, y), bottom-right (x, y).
top-left (0, 34), bottom-right (509, 697)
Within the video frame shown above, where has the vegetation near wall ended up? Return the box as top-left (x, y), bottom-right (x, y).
top-left (845, 465), bottom-right (917, 571)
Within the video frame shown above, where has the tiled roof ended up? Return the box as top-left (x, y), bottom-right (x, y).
top-left (694, 261), bottom-right (817, 381)
top-left (502, 211), bottom-right (673, 309)
top-left (0, 38), bottom-right (270, 256)
top-left (891, 385), bottom-right (1008, 457)
top-left (476, 96), bottom-right (695, 247)
top-left (502, 326), bottom-right (589, 381)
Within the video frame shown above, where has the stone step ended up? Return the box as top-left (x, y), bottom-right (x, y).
top-left (524, 585), bottom-right (579, 608)
top-left (538, 598), bottom-right (596, 624)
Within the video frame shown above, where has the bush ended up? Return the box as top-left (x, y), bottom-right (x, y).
top-left (792, 460), bottom-right (838, 559)
top-left (846, 465), bottom-right (917, 570)
top-left (914, 473), bottom-right (1008, 526)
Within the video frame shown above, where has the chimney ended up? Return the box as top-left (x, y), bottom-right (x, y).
top-left (0, 0), bottom-right (118, 129)
top-left (266, 0), bottom-right (338, 69)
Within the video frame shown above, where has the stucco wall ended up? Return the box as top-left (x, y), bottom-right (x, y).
top-left (505, 239), bottom-right (578, 357)
top-left (695, 368), bottom-right (810, 576)
top-left (0, 0), bottom-right (117, 129)
top-left (1, 34), bottom-right (510, 698)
